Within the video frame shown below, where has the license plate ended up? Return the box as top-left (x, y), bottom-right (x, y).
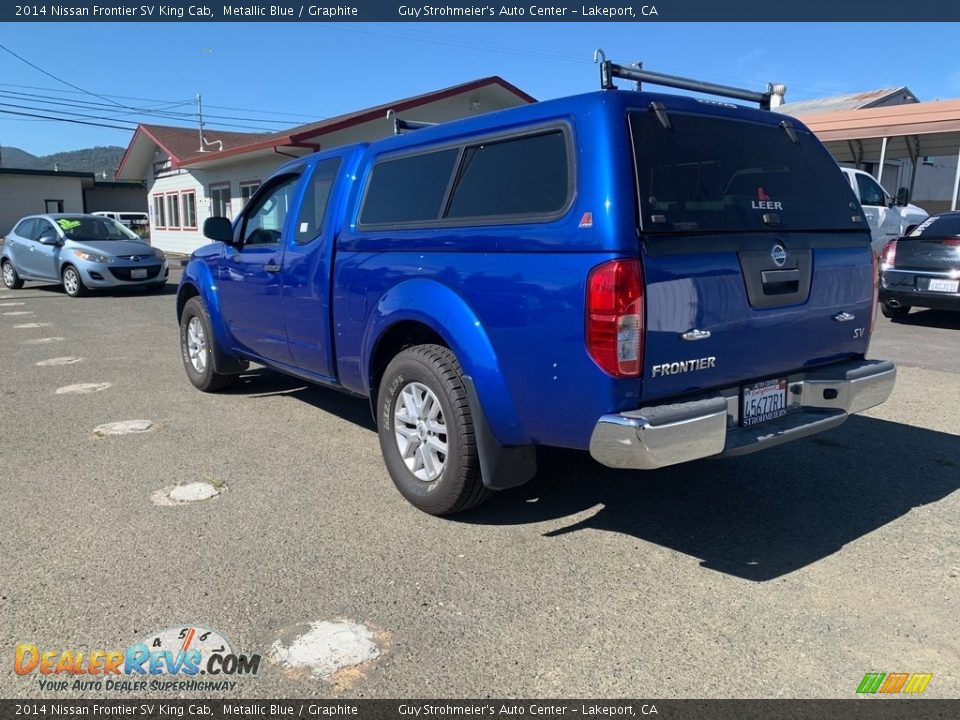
top-left (927, 278), bottom-right (959, 293)
top-left (741, 378), bottom-right (788, 427)
top-left (131, 268), bottom-right (147, 279)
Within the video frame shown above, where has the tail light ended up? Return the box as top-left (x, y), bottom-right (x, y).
top-left (587, 259), bottom-right (644, 377)
top-left (881, 239), bottom-right (897, 268)
top-left (868, 249), bottom-right (879, 336)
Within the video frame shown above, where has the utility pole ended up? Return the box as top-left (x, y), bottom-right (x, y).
top-left (197, 93), bottom-right (206, 153)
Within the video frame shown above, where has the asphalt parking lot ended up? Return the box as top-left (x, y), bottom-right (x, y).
top-left (1, 267), bottom-right (958, 700)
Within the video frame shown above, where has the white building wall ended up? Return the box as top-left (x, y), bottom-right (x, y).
top-left (147, 156), bottom-right (286, 254)
top-left (0, 175), bottom-right (85, 235)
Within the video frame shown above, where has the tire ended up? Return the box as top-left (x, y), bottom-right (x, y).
top-left (377, 344), bottom-right (492, 515)
top-left (61, 264), bottom-right (87, 298)
top-left (881, 302), bottom-right (910, 320)
top-left (179, 296), bottom-right (238, 392)
top-left (2, 259), bottom-right (23, 289)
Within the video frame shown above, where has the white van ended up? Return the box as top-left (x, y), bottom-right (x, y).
top-left (839, 167), bottom-right (927, 254)
top-left (92, 211), bottom-right (149, 229)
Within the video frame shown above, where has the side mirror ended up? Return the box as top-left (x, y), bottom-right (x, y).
top-left (895, 187), bottom-right (910, 207)
top-left (203, 217), bottom-right (233, 244)
top-left (38, 232), bottom-right (61, 246)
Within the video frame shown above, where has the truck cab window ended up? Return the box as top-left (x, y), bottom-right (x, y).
top-left (295, 158), bottom-right (342, 244)
top-left (241, 175), bottom-right (299, 246)
top-left (856, 174), bottom-right (887, 207)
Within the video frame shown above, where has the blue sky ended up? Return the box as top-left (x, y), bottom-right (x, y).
top-left (2, 22), bottom-right (958, 156)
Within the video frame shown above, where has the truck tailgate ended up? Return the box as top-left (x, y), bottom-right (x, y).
top-left (640, 232), bottom-right (874, 402)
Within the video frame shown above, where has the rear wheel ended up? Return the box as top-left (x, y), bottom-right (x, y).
top-left (2, 260), bottom-right (23, 289)
top-left (377, 344), bottom-right (492, 515)
top-left (881, 302), bottom-right (910, 320)
top-left (179, 296), bottom-right (238, 392)
top-left (62, 265), bottom-right (87, 297)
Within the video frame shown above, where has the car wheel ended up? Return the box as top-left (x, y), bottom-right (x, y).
top-left (62, 265), bottom-right (87, 298)
top-left (179, 296), bottom-right (237, 392)
top-left (377, 344), bottom-right (492, 515)
top-left (2, 259), bottom-right (24, 289)
top-left (881, 302), bottom-right (910, 320)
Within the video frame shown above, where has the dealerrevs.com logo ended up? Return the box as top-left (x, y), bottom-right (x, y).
top-left (14, 626), bottom-right (261, 692)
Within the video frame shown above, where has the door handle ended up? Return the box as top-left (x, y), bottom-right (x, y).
top-left (264, 263), bottom-right (280, 273)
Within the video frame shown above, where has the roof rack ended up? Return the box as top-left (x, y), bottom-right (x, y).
top-left (386, 109), bottom-right (438, 135)
top-left (592, 49), bottom-right (786, 111)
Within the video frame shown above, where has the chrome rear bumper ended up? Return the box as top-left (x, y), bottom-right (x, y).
top-left (589, 359), bottom-right (896, 470)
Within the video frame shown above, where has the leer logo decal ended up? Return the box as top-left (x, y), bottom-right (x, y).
top-left (751, 187), bottom-right (783, 211)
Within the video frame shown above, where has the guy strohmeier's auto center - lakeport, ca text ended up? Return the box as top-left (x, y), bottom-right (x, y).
top-left (13, 3), bottom-right (652, 19)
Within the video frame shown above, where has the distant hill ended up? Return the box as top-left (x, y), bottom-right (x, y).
top-left (0, 145), bottom-right (125, 179)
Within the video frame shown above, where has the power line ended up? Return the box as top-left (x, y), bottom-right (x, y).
top-left (0, 81), bottom-right (322, 121)
top-left (0, 42), bottom-right (137, 110)
top-left (0, 91), bottom-right (284, 132)
top-left (0, 108), bottom-right (134, 131)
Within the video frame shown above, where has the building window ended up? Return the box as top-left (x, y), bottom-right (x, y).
top-left (239, 180), bottom-right (261, 210)
top-left (210, 183), bottom-right (232, 219)
top-left (44, 199), bottom-right (64, 213)
top-left (152, 195), bottom-right (166, 229)
top-left (166, 193), bottom-right (181, 229)
top-left (181, 191), bottom-right (197, 230)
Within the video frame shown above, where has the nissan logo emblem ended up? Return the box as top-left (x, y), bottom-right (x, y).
top-left (770, 244), bottom-right (787, 267)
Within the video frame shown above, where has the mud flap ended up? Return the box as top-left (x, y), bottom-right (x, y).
top-left (462, 376), bottom-right (537, 490)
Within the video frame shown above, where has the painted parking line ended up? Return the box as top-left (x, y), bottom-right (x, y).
top-left (36, 357), bottom-right (82, 366)
top-left (151, 481), bottom-right (224, 506)
top-left (93, 420), bottom-right (154, 437)
top-left (0, 302), bottom-right (26, 306)
top-left (13, 323), bottom-right (51, 329)
top-left (269, 621), bottom-right (382, 681)
top-left (3, 311), bottom-right (33, 316)
top-left (23, 337), bottom-right (65, 345)
top-left (55, 382), bottom-right (111, 395)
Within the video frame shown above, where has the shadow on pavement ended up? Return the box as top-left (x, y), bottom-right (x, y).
top-left (462, 416), bottom-right (960, 581)
top-left (220, 368), bottom-right (960, 583)
top-left (889, 308), bottom-right (960, 330)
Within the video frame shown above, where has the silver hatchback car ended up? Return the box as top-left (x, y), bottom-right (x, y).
top-left (1, 214), bottom-right (168, 297)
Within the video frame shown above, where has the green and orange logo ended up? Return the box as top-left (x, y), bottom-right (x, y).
top-left (857, 672), bottom-right (933, 695)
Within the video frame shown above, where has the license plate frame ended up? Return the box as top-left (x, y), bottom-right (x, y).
top-left (130, 268), bottom-right (148, 280)
top-left (927, 277), bottom-right (959, 293)
top-left (741, 377), bottom-right (789, 427)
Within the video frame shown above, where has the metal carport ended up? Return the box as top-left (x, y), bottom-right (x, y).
top-left (793, 99), bottom-right (960, 209)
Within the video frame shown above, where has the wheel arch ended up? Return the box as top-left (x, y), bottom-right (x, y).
top-left (363, 280), bottom-right (536, 490)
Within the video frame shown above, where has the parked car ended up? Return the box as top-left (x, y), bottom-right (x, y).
top-left (1, 214), bottom-right (168, 297)
top-left (177, 60), bottom-right (895, 515)
top-left (839, 167), bottom-right (928, 256)
top-left (879, 212), bottom-right (960, 319)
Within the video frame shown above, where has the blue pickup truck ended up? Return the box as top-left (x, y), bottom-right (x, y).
top-left (177, 61), bottom-right (896, 515)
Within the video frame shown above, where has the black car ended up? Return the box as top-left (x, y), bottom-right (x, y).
top-left (879, 211), bottom-right (960, 319)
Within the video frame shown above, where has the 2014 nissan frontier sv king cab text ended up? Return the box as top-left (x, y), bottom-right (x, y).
top-left (177, 59), bottom-right (896, 516)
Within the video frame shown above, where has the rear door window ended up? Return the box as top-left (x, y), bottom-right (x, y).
top-left (13, 219), bottom-right (36, 239)
top-left (630, 111), bottom-right (863, 233)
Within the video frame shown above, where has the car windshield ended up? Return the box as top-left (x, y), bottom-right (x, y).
top-left (55, 217), bottom-right (140, 241)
